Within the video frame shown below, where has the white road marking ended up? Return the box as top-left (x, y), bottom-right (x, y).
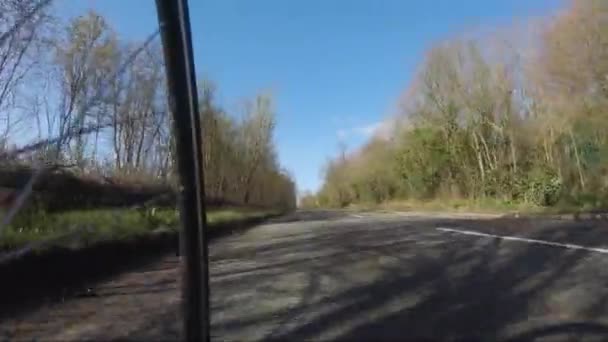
top-left (437, 227), bottom-right (608, 254)
top-left (351, 214), bottom-right (365, 219)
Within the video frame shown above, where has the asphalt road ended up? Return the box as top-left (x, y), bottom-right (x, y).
top-left (3, 210), bottom-right (608, 341)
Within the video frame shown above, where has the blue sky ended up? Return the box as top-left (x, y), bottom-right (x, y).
top-left (57, 0), bottom-right (564, 194)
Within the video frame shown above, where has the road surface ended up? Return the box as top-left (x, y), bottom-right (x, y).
top-left (3, 210), bottom-right (608, 341)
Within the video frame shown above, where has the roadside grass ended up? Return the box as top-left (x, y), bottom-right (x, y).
top-left (0, 207), bottom-right (276, 251)
top-left (347, 198), bottom-right (532, 214)
top-left (346, 198), bottom-right (605, 215)
top-left (344, 195), bottom-right (608, 217)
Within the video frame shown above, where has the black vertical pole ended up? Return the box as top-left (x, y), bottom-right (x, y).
top-left (154, 1), bottom-right (210, 341)
top-left (179, 0), bottom-right (209, 278)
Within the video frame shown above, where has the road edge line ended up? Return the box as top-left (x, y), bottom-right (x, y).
top-left (437, 227), bottom-right (608, 254)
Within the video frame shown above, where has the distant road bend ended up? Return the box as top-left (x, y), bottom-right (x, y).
top-left (3, 210), bottom-right (608, 341)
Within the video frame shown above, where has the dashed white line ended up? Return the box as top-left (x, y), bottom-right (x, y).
top-left (437, 227), bottom-right (608, 254)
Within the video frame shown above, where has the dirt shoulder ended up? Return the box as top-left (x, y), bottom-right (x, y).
top-left (0, 213), bottom-right (280, 322)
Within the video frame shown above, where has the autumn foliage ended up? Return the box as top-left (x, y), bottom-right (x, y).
top-left (311, 0), bottom-right (608, 210)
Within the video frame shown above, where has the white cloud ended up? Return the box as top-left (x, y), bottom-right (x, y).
top-left (347, 120), bottom-right (395, 139)
top-left (336, 129), bottom-right (349, 140)
top-left (354, 122), bottom-right (383, 137)
top-left (336, 120), bottom-right (390, 140)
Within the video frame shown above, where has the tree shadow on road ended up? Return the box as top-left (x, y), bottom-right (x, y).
top-left (242, 218), bottom-right (608, 341)
top-left (123, 217), bottom-right (608, 341)
top-left (265, 209), bottom-right (351, 224)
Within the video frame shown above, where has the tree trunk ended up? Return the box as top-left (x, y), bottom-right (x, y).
top-left (569, 128), bottom-right (586, 190)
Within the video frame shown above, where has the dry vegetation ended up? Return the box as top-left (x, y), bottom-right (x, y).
top-left (0, 2), bottom-right (295, 215)
top-left (0, 1), bottom-right (295, 249)
top-left (304, 0), bottom-right (608, 212)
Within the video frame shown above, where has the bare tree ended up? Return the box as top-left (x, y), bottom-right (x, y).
top-left (0, 0), bottom-right (51, 144)
top-left (237, 93), bottom-right (276, 204)
top-left (52, 10), bottom-right (115, 167)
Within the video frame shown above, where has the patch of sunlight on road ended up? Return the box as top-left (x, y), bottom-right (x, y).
top-left (317, 288), bottom-right (434, 341)
top-left (244, 221), bottom-right (328, 236)
top-left (212, 271), bottom-right (312, 340)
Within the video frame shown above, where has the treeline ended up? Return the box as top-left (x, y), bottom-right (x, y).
top-left (308, 0), bottom-right (608, 210)
top-left (0, 2), bottom-right (295, 211)
top-left (198, 83), bottom-right (296, 209)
